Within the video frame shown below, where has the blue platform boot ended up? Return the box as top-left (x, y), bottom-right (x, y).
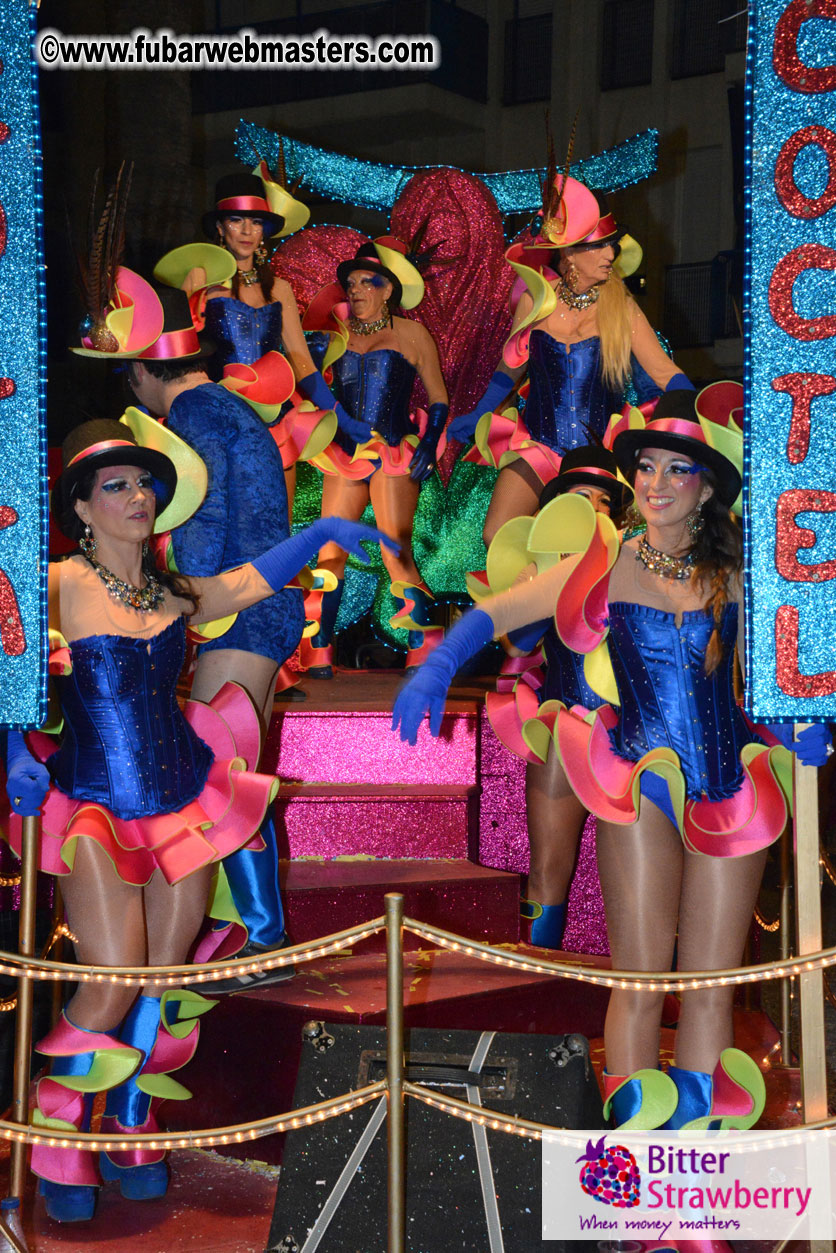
top-left (208, 809), bottom-right (296, 994)
top-left (32, 1016), bottom-right (140, 1222)
top-left (520, 899), bottom-right (566, 949)
top-left (299, 579), bottom-right (344, 678)
top-left (100, 990), bottom-right (215, 1198)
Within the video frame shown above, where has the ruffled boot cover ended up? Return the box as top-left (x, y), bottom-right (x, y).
top-left (390, 581), bottom-right (444, 668)
top-left (31, 1015), bottom-right (141, 1221)
top-left (99, 989), bottom-right (214, 1198)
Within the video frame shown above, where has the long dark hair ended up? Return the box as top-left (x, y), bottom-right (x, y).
top-left (690, 470), bottom-right (742, 674)
top-left (628, 461), bottom-right (742, 675)
top-left (62, 470), bottom-right (201, 616)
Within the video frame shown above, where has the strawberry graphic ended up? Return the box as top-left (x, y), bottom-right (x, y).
top-left (576, 1136), bottom-right (640, 1207)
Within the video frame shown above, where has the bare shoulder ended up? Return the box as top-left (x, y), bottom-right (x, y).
top-left (270, 276), bottom-right (296, 305)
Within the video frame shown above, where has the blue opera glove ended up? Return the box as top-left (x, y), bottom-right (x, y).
top-left (392, 609), bottom-right (496, 745)
top-left (410, 403), bottom-right (449, 483)
top-left (664, 373), bottom-right (695, 392)
top-left (448, 371), bottom-right (515, 443)
top-left (763, 722), bottom-right (832, 767)
top-left (3, 729), bottom-right (50, 816)
top-left (297, 370), bottom-right (374, 444)
top-left (252, 518), bottom-right (400, 591)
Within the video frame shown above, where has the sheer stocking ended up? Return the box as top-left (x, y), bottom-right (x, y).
top-left (525, 746), bottom-right (587, 904)
top-left (483, 464), bottom-right (541, 548)
top-left (60, 839), bottom-right (212, 1030)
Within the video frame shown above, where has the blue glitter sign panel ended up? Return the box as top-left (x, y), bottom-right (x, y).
top-left (237, 123), bottom-right (659, 219)
top-left (744, 0), bottom-right (836, 720)
top-left (0, 1), bottom-right (48, 728)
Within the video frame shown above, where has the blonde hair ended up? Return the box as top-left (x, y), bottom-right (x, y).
top-left (595, 271), bottom-right (633, 391)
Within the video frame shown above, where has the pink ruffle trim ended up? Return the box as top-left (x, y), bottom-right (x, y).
top-left (485, 652), bottom-right (545, 764)
top-left (463, 409), bottom-right (562, 486)
top-left (9, 683), bottom-right (277, 886)
top-left (538, 702), bottom-right (792, 857)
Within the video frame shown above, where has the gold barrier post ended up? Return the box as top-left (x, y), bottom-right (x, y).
top-left (10, 814), bottom-right (40, 1202)
top-left (385, 892), bottom-right (405, 1253)
top-left (778, 822), bottom-right (793, 1067)
top-left (792, 737), bottom-right (828, 1123)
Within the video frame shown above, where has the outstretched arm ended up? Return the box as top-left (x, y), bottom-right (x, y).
top-left (190, 518), bottom-right (400, 624)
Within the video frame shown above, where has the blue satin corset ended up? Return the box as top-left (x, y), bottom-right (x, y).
top-left (606, 602), bottom-right (758, 801)
top-left (204, 298), bottom-right (283, 368)
top-left (49, 618), bottom-right (213, 821)
top-left (525, 331), bottom-right (621, 451)
top-left (541, 625), bottom-right (600, 710)
top-left (331, 349), bottom-right (416, 445)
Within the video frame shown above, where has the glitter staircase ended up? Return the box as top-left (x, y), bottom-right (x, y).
top-left (281, 857), bottom-right (520, 948)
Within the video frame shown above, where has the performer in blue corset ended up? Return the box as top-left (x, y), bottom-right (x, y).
top-left (448, 183), bottom-right (692, 547)
top-left (125, 287), bottom-right (310, 990)
top-left (1, 420), bottom-right (394, 1221)
top-left (182, 169), bottom-right (328, 518)
top-left (394, 388), bottom-right (831, 1132)
top-left (300, 240), bottom-right (449, 674)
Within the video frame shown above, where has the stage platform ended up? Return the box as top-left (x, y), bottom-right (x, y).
top-left (3, 670), bottom-right (807, 1248)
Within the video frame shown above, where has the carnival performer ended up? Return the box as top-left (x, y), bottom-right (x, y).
top-left (300, 239), bottom-right (449, 674)
top-left (485, 446), bottom-right (630, 949)
top-left (121, 286), bottom-right (314, 989)
top-left (394, 388), bottom-right (831, 1131)
top-left (173, 166), bottom-right (346, 512)
top-left (1, 420), bottom-right (395, 1222)
top-left (449, 179), bottom-right (691, 547)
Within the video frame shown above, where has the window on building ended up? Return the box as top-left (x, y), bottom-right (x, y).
top-left (601, 0), bottom-right (654, 91)
top-left (503, 13), bottom-right (552, 105)
top-left (671, 0), bottom-right (747, 80)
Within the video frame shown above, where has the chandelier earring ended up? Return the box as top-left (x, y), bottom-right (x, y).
top-left (686, 504), bottom-right (705, 541)
top-left (216, 228), bottom-right (226, 249)
top-left (381, 299), bottom-right (391, 324)
top-left (79, 523), bottom-right (97, 560)
top-left (253, 243), bottom-right (269, 267)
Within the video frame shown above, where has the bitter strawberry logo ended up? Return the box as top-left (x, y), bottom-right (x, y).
top-left (576, 1136), bottom-right (641, 1207)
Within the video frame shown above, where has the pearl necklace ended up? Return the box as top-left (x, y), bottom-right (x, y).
top-left (348, 313), bottom-right (390, 336)
top-left (635, 535), bottom-right (695, 581)
top-left (556, 272), bottom-right (600, 311)
top-left (85, 555), bottom-right (165, 612)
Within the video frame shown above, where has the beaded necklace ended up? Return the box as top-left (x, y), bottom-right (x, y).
top-left (348, 313), bottom-right (390, 336)
top-left (84, 555), bottom-right (165, 612)
top-left (556, 272), bottom-right (600, 311)
top-left (635, 535), bottom-right (695, 581)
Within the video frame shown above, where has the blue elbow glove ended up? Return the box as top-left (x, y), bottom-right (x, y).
top-left (664, 373), bottom-right (695, 392)
top-left (392, 609), bottom-right (496, 744)
top-left (410, 403), bottom-right (448, 483)
top-left (252, 518), bottom-right (400, 591)
top-left (298, 370), bottom-right (374, 444)
top-left (506, 618), bottom-right (550, 653)
top-left (764, 722), bottom-right (832, 767)
top-left (4, 729), bottom-right (50, 816)
top-left (448, 371), bottom-right (515, 444)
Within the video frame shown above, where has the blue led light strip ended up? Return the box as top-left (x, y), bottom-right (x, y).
top-left (0, 1), bottom-right (48, 727)
top-left (237, 123), bottom-right (659, 217)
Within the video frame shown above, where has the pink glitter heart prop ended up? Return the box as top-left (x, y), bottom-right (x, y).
top-left (272, 224), bottom-right (366, 311)
top-left (0, 123), bottom-right (9, 145)
top-left (0, 378), bottom-right (14, 400)
top-left (390, 168), bottom-right (514, 479)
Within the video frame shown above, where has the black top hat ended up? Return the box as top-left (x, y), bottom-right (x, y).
top-left (52, 419), bottom-right (177, 536)
top-left (336, 244), bottom-right (403, 309)
top-left (202, 173), bottom-right (284, 239)
top-left (612, 390), bottom-right (742, 507)
top-left (539, 445), bottom-right (631, 513)
top-left (134, 287), bottom-right (214, 362)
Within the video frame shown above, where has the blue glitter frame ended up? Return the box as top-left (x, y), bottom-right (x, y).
top-left (0, 2), bottom-right (48, 728)
top-left (743, 0), bottom-right (836, 720)
top-left (237, 123), bottom-right (659, 220)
